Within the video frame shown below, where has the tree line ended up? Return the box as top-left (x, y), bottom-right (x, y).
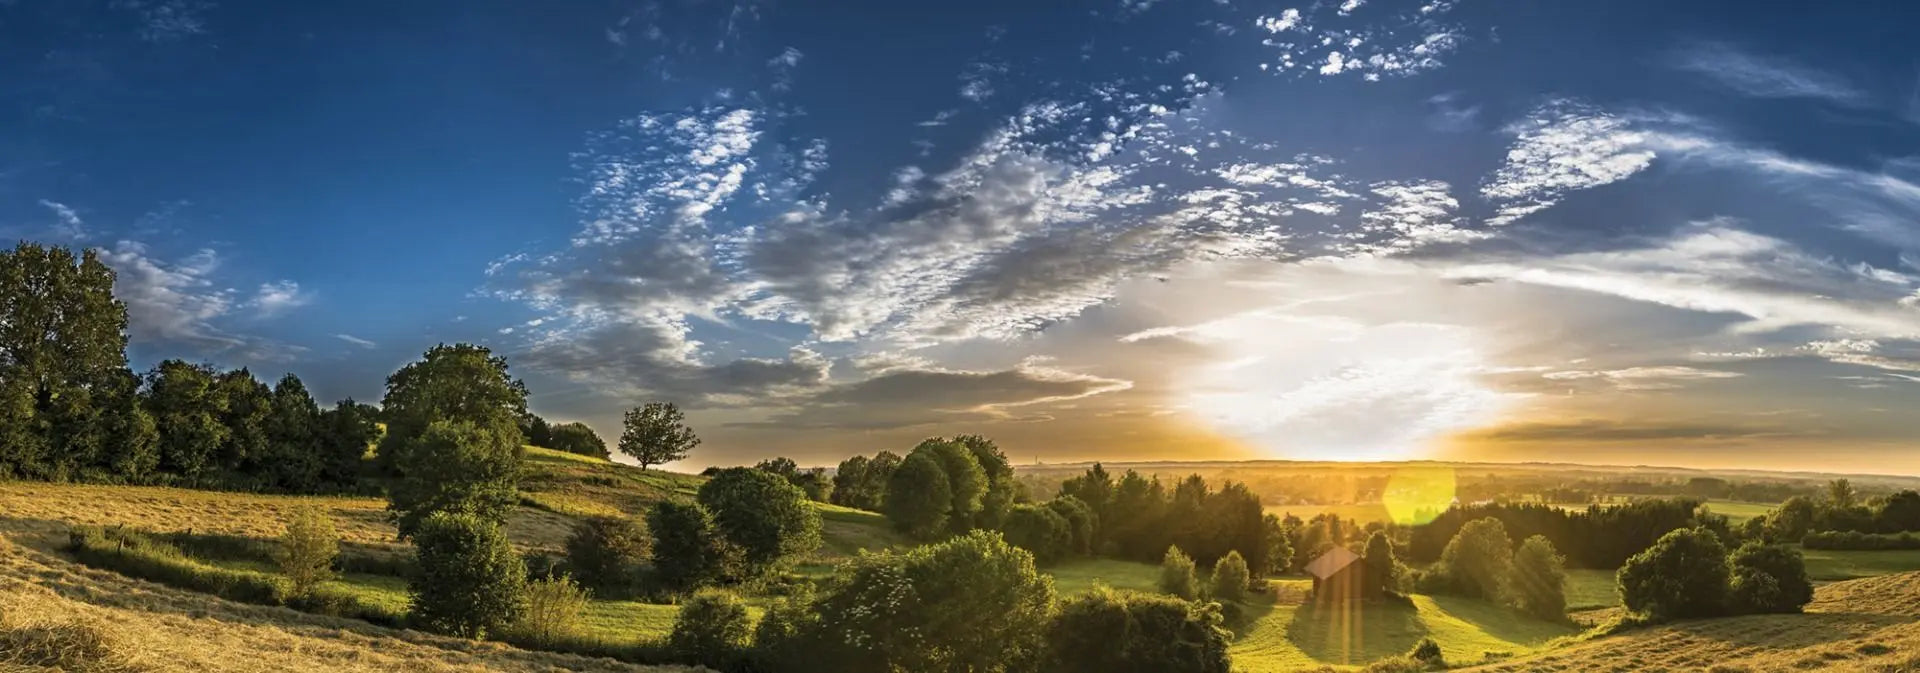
top-left (1743, 479), bottom-right (1920, 547)
top-left (1407, 497), bottom-right (1722, 569)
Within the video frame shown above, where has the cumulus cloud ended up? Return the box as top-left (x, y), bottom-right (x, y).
top-left (1255, 1), bottom-right (1464, 80)
top-left (1671, 41), bottom-right (1867, 106)
top-left (248, 280), bottom-right (309, 317)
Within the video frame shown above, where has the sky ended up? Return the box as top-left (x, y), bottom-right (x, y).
top-left (5, 0), bottom-right (1920, 474)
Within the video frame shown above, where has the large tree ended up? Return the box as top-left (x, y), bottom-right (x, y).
top-left (0, 243), bottom-right (131, 480)
top-left (378, 343), bottom-right (528, 472)
top-left (617, 402), bottom-right (699, 470)
top-left (1617, 527), bottom-right (1730, 621)
top-left (911, 437), bottom-right (987, 534)
top-left (387, 419), bottom-right (522, 537)
top-left (146, 360), bottom-right (229, 483)
top-left (884, 451), bottom-right (952, 539)
top-left (263, 373), bottom-right (323, 491)
top-left (696, 467), bottom-right (822, 577)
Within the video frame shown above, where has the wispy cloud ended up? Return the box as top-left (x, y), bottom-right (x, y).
top-left (1671, 41), bottom-right (1868, 106)
top-left (37, 200), bottom-right (85, 240)
top-left (334, 333), bottom-right (377, 349)
top-left (1480, 100), bottom-right (1657, 226)
top-left (248, 280), bottom-right (310, 317)
top-left (96, 241), bottom-right (304, 361)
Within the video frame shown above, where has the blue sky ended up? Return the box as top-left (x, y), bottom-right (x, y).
top-left (6, 0), bottom-right (1920, 472)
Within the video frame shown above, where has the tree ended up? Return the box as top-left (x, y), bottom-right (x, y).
top-left (648, 501), bottom-right (732, 593)
top-left (1431, 517), bottom-right (1514, 601)
top-left (1046, 496), bottom-right (1097, 557)
top-left (545, 422), bottom-right (607, 459)
top-left (214, 368), bottom-right (272, 481)
top-left (617, 402), bottom-right (699, 470)
top-left (1509, 535), bottom-right (1567, 620)
top-left (1044, 587), bottom-right (1232, 673)
top-left (565, 515), bottom-right (650, 599)
top-left (1827, 479), bottom-right (1858, 509)
top-left (277, 507), bottom-right (338, 598)
top-left (668, 589), bottom-right (752, 669)
top-left (798, 531), bottom-right (1056, 672)
top-left (1617, 527), bottom-right (1729, 621)
top-left (1727, 543), bottom-right (1813, 614)
top-left (0, 243), bottom-right (129, 480)
top-left (1210, 550), bottom-right (1251, 603)
top-left (696, 467), bottom-right (822, 576)
top-left (378, 343), bottom-right (527, 472)
top-left (315, 399), bottom-right (379, 490)
top-left (518, 413), bottom-right (553, 449)
top-left (145, 360), bottom-right (229, 483)
top-left (263, 373), bottom-right (323, 491)
top-left (1264, 514), bottom-right (1294, 576)
top-left (386, 419), bottom-right (522, 537)
top-left (407, 512), bottom-right (527, 638)
top-left (1159, 546), bottom-right (1199, 600)
top-left (1767, 496), bottom-right (1818, 542)
top-left (1001, 504), bottom-right (1072, 565)
top-left (912, 437), bottom-right (987, 534)
top-left (956, 434), bottom-right (1015, 529)
top-left (1878, 490), bottom-right (1920, 533)
top-left (884, 451), bottom-right (952, 539)
top-left (831, 451), bottom-right (901, 511)
top-left (1361, 531), bottom-right (1400, 598)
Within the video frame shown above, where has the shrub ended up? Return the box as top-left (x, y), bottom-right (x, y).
top-left (277, 507), bottom-right (339, 598)
top-left (510, 574), bottom-right (590, 647)
top-left (1727, 543), bottom-right (1813, 614)
top-left (648, 501), bottom-right (734, 593)
top-left (1045, 496), bottom-right (1097, 556)
top-left (884, 451), bottom-right (952, 539)
top-left (1617, 527), bottom-right (1728, 621)
top-left (696, 467), bottom-right (822, 578)
top-left (1409, 637), bottom-right (1445, 668)
top-left (1431, 518), bottom-right (1513, 601)
top-left (1361, 531), bottom-right (1400, 597)
top-left (1802, 530), bottom-right (1920, 550)
top-left (668, 589), bottom-right (751, 670)
top-left (1357, 638), bottom-right (1447, 673)
top-left (565, 515), bottom-right (650, 598)
top-left (1509, 535), bottom-right (1568, 620)
top-left (546, 421), bottom-right (608, 459)
top-left (1002, 504), bottom-right (1073, 565)
top-left (407, 512), bottom-right (527, 638)
top-left (1210, 550), bottom-right (1250, 603)
top-left (1159, 545), bottom-right (1200, 600)
top-left (750, 588), bottom-right (817, 669)
top-left (1044, 587), bottom-right (1231, 673)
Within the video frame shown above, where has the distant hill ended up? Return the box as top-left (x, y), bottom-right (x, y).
top-left (1463, 571), bottom-right (1920, 672)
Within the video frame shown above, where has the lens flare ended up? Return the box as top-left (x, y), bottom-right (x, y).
top-left (1382, 465), bottom-right (1456, 526)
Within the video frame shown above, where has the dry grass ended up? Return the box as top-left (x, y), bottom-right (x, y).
top-left (0, 534), bottom-right (702, 672)
top-left (1463, 571), bottom-right (1920, 672)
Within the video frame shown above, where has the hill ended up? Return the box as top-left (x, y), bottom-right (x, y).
top-left (1463, 571), bottom-right (1920, 672)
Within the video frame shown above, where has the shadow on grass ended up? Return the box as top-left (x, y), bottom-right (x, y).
top-left (1426, 594), bottom-right (1573, 646)
top-left (1285, 599), bottom-right (1430, 666)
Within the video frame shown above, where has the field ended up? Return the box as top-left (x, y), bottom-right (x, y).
top-left (1799, 546), bottom-right (1920, 581)
top-left (1230, 592), bottom-right (1578, 671)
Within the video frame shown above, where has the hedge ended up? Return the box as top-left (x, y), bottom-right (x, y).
top-left (1801, 530), bottom-right (1920, 550)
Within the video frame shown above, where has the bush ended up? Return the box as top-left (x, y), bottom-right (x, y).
top-left (697, 467), bottom-right (823, 577)
top-left (1509, 535), bottom-right (1568, 620)
top-left (277, 507), bottom-right (339, 598)
top-left (565, 515), bottom-right (650, 599)
top-left (1002, 504), bottom-right (1073, 565)
top-left (1159, 545), bottom-right (1200, 600)
top-left (546, 422), bottom-right (608, 459)
top-left (648, 501), bottom-right (735, 593)
top-left (1044, 587), bottom-right (1231, 673)
top-left (884, 451), bottom-right (952, 539)
top-left (1802, 530), bottom-right (1920, 550)
top-left (1727, 543), bottom-right (1813, 614)
top-left (407, 512), bottom-right (527, 638)
top-left (1617, 527), bottom-right (1728, 621)
top-left (668, 589), bottom-right (751, 670)
top-left (1357, 638), bottom-right (1447, 673)
top-left (1045, 496), bottom-right (1097, 557)
top-left (1431, 518), bottom-right (1513, 601)
top-left (1210, 550), bottom-right (1250, 603)
top-left (387, 419), bottom-right (522, 538)
top-left (750, 588), bottom-right (817, 669)
top-left (510, 574), bottom-right (590, 647)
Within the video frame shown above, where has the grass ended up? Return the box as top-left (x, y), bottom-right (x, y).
top-left (1228, 593), bottom-right (1579, 671)
top-left (1563, 568), bottom-right (1619, 610)
top-left (1796, 545), bottom-right (1920, 581)
top-left (1700, 499), bottom-right (1774, 523)
top-left (1047, 557), bottom-right (1164, 595)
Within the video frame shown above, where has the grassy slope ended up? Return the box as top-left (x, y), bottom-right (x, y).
top-left (0, 535), bottom-right (697, 672)
top-left (1463, 571), bottom-right (1920, 672)
top-left (1229, 593), bottom-right (1578, 672)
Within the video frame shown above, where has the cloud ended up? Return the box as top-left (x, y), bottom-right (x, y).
top-left (1255, 1), bottom-right (1464, 80)
top-left (767, 47), bottom-right (803, 91)
top-left (1670, 41), bottom-right (1867, 106)
top-left (248, 280), bottom-right (309, 317)
top-left (1480, 100), bottom-right (1657, 226)
top-left (95, 241), bottom-right (303, 361)
top-left (38, 200), bottom-right (85, 240)
top-left (1541, 365), bottom-right (1743, 390)
top-left (1460, 418), bottom-right (1806, 443)
top-left (734, 364), bottom-right (1132, 430)
top-left (334, 333), bottom-right (377, 349)
top-left (111, 0), bottom-right (213, 43)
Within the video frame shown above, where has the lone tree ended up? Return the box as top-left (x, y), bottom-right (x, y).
top-left (1727, 543), bottom-right (1814, 615)
top-left (1510, 535), bottom-right (1568, 620)
top-left (1617, 527), bottom-right (1729, 621)
top-left (618, 402), bottom-right (699, 470)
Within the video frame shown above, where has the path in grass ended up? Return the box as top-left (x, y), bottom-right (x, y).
top-left (1229, 593), bottom-right (1577, 671)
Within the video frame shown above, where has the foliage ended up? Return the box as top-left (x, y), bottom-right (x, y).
top-left (1044, 587), bottom-right (1232, 673)
top-left (754, 456), bottom-right (835, 502)
top-left (618, 402), bottom-right (699, 470)
top-left (648, 501), bottom-right (733, 593)
top-left (406, 512), bottom-right (527, 638)
top-left (564, 515), bottom-right (650, 599)
top-left (67, 526), bottom-right (289, 605)
top-left (1002, 503), bottom-right (1073, 565)
top-left (1158, 545), bottom-right (1199, 600)
top-left (511, 574), bottom-right (590, 647)
top-left (1264, 513), bottom-right (1294, 575)
top-left (1053, 464), bottom-right (1278, 574)
top-left (796, 531), bottom-right (1057, 673)
top-left (1409, 498), bottom-right (1711, 569)
top-left (377, 343), bottom-right (528, 470)
top-left (913, 437), bottom-right (988, 535)
top-left (386, 419), bottom-right (522, 537)
top-left (884, 451), bottom-right (952, 539)
top-left (956, 434), bottom-right (1016, 529)
top-left (1617, 527), bottom-right (1729, 621)
top-left (1727, 543), bottom-right (1813, 614)
top-left (146, 360), bottom-right (230, 482)
top-left (1802, 530), bottom-right (1920, 550)
top-left (1360, 531), bottom-right (1400, 598)
top-left (668, 589), bottom-right (752, 670)
top-left (0, 243), bottom-right (129, 482)
top-left (276, 507), bottom-right (338, 598)
top-left (1210, 550), bottom-right (1251, 603)
top-left (697, 467), bottom-right (822, 577)
top-left (1046, 496), bottom-right (1097, 557)
top-left (545, 422), bottom-right (608, 459)
top-left (1509, 535), bottom-right (1567, 620)
top-left (1427, 518), bottom-right (1514, 602)
top-left (829, 451), bottom-right (900, 511)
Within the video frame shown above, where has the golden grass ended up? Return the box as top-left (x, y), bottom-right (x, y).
top-left (1463, 571), bottom-right (1920, 672)
top-left (1228, 592), bottom-right (1578, 672)
top-left (0, 534), bottom-right (699, 672)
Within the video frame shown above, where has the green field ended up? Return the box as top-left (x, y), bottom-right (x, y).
top-left (1047, 558), bottom-right (1163, 595)
top-left (1228, 593), bottom-right (1577, 671)
top-left (1700, 499), bottom-right (1774, 523)
top-left (1562, 568), bottom-right (1618, 610)
top-left (1798, 546), bottom-right (1920, 581)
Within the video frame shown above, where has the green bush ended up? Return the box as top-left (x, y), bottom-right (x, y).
top-left (1727, 543), bottom-right (1813, 614)
top-left (1045, 496), bottom-right (1097, 556)
top-left (1209, 550), bottom-right (1250, 603)
top-left (668, 589), bottom-right (751, 670)
top-left (565, 515), bottom-right (650, 599)
top-left (1509, 535), bottom-right (1567, 620)
top-left (1159, 545), bottom-right (1200, 600)
top-left (1001, 504), bottom-right (1073, 565)
top-left (696, 467), bottom-right (822, 577)
top-left (407, 512), bottom-right (527, 638)
top-left (510, 574), bottom-right (590, 647)
top-left (1617, 527), bottom-right (1728, 621)
top-left (1802, 530), bottom-right (1920, 550)
top-left (277, 507), bottom-right (339, 598)
top-left (1044, 587), bottom-right (1232, 673)
top-left (648, 501), bottom-right (735, 594)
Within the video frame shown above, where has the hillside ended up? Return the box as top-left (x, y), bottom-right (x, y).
top-left (1464, 571), bottom-right (1920, 672)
